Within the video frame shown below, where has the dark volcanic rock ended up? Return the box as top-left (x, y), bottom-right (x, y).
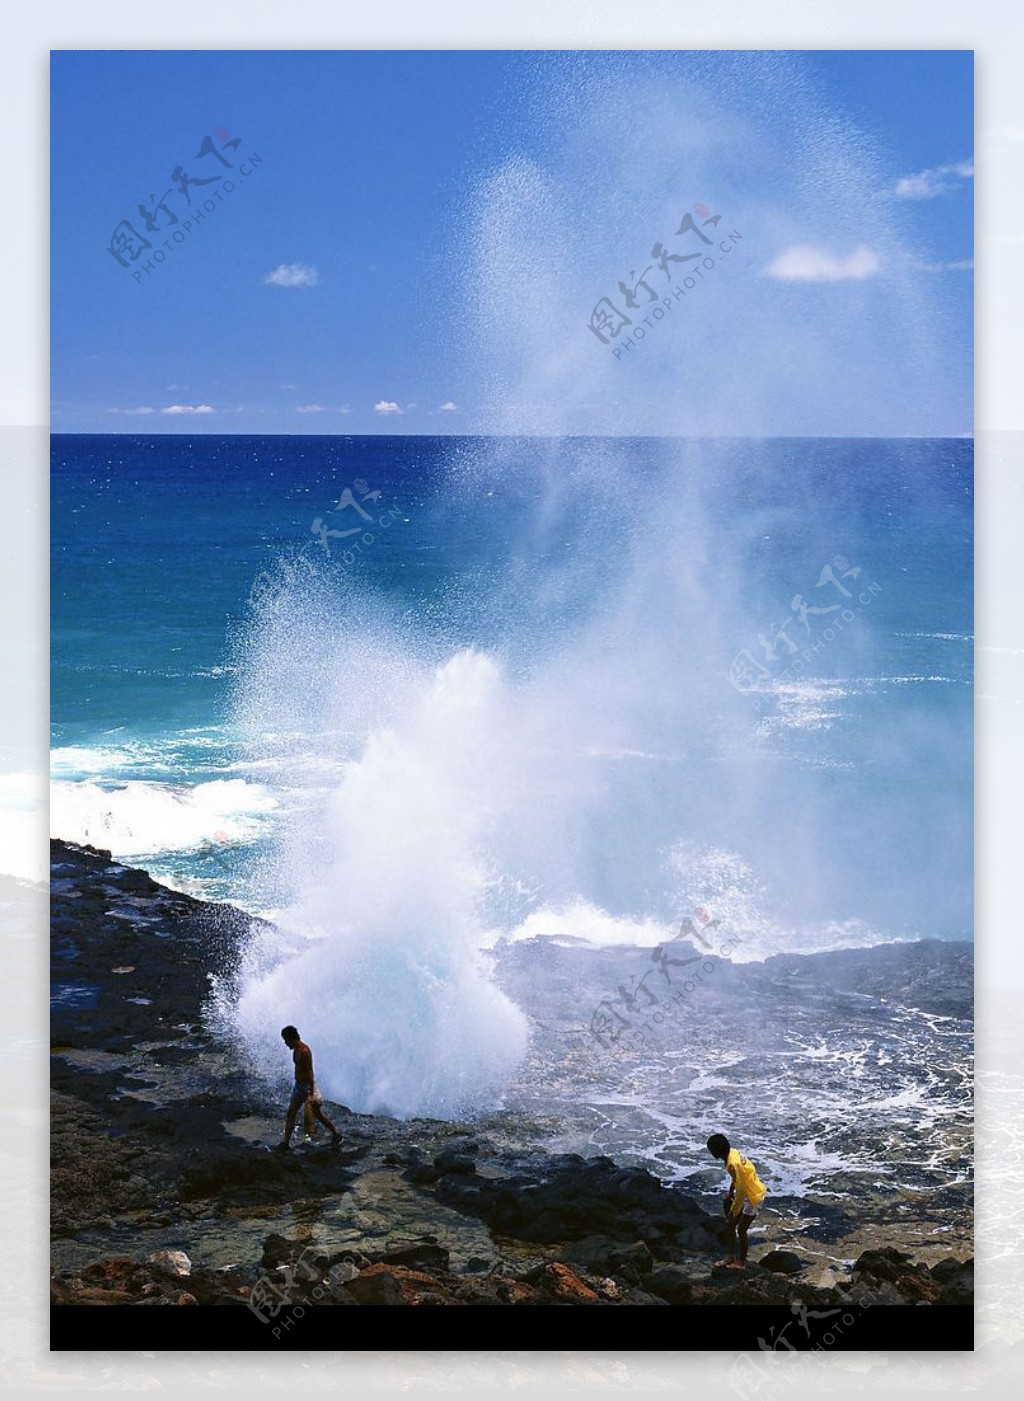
top-left (936, 1259), bottom-right (973, 1305)
top-left (647, 1263), bottom-right (699, 1304)
top-left (761, 939), bottom-right (972, 1018)
top-left (50, 840), bottom-right (973, 1311)
top-left (565, 1236), bottom-right (654, 1281)
top-left (433, 1152), bottom-right (721, 1252)
top-left (759, 1249), bottom-right (804, 1275)
top-left (851, 1246), bottom-right (914, 1282)
top-left (346, 1266), bottom-right (411, 1306)
top-left (434, 1148), bottom-right (478, 1175)
top-left (380, 1242), bottom-right (451, 1273)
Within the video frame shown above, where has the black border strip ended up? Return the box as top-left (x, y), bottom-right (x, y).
top-left (51, 1304), bottom-right (973, 1352)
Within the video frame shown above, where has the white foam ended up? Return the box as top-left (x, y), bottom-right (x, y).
top-left (49, 777), bottom-right (277, 857)
top-left (498, 900), bottom-right (673, 949)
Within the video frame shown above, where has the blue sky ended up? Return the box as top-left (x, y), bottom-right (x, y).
top-left (52, 50), bottom-right (973, 435)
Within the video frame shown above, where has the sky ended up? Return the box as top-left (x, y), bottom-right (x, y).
top-left (51, 49), bottom-right (973, 436)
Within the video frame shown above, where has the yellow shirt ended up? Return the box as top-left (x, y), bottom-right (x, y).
top-left (726, 1147), bottom-right (767, 1214)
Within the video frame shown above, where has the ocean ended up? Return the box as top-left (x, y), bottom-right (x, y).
top-left (51, 432), bottom-right (973, 1204)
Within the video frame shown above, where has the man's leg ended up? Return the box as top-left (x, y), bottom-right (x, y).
top-left (279, 1096), bottom-right (300, 1148)
top-left (313, 1102), bottom-right (340, 1143)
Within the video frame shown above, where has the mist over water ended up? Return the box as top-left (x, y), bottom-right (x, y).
top-left (220, 53), bottom-right (971, 1117)
top-left (461, 50), bottom-right (965, 438)
top-left (221, 436), bottom-right (970, 1116)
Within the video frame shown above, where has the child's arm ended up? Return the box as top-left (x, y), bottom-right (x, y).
top-left (727, 1164), bottom-right (747, 1218)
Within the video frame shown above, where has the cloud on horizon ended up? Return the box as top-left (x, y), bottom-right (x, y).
top-left (296, 403), bottom-right (351, 413)
top-left (894, 159), bottom-right (974, 200)
top-left (264, 263), bottom-right (320, 288)
top-left (438, 400), bottom-right (458, 412)
top-left (107, 404), bottom-right (215, 415)
top-left (374, 400), bottom-right (403, 414)
top-left (764, 244), bottom-right (880, 282)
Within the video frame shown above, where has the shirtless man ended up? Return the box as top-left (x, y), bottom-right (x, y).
top-left (277, 1025), bottom-right (341, 1150)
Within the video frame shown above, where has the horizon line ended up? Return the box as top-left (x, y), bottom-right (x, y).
top-left (48, 431), bottom-right (977, 441)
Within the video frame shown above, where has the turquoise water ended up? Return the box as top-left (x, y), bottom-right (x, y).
top-left (51, 434), bottom-right (972, 950)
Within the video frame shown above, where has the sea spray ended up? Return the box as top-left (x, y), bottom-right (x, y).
top-left (216, 434), bottom-right (943, 1115)
top-left (223, 641), bottom-right (531, 1118)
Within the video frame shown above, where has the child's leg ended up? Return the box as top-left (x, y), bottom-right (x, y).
top-left (716, 1215), bottom-right (738, 1264)
top-left (736, 1214), bottom-right (751, 1264)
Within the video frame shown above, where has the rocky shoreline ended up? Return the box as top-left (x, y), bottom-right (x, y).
top-left (50, 839), bottom-right (972, 1309)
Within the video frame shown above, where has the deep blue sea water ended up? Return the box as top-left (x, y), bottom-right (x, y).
top-left (51, 434), bottom-right (972, 952)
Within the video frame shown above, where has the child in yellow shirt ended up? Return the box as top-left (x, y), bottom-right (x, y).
top-left (706, 1132), bottom-right (767, 1269)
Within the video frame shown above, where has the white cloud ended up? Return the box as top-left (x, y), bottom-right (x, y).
top-left (296, 404), bottom-right (330, 414)
top-left (894, 159), bottom-right (974, 200)
top-left (439, 400), bottom-right (459, 412)
top-left (921, 258), bottom-right (974, 272)
top-left (107, 406), bottom-right (154, 416)
top-left (764, 244), bottom-right (880, 282)
top-left (264, 263), bottom-right (320, 288)
top-left (374, 400), bottom-right (403, 414)
top-left (162, 404), bottom-right (215, 415)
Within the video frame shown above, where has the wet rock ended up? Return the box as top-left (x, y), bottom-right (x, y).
top-left (855, 1278), bottom-right (908, 1306)
top-left (433, 1148), bottom-right (477, 1175)
top-left (404, 1147), bottom-right (441, 1184)
top-left (328, 1248), bottom-right (372, 1273)
top-left (261, 1234), bottom-right (294, 1270)
top-left (49, 841), bottom-right (972, 1315)
top-left (524, 1262), bottom-right (602, 1305)
top-left (924, 1257), bottom-right (973, 1304)
top-left (852, 1246), bottom-right (913, 1282)
top-left (850, 1247), bottom-right (955, 1304)
top-left (347, 1264), bottom-right (449, 1306)
top-left (564, 1236), bottom-right (653, 1280)
top-left (344, 1267), bottom-right (408, 1306)
top-left (80, 1257), bottom-right (136, 1284)
top-left (936, 1260), bottom-right (973, 1305)
top-left (647, 1264), bottom-right (697, 1304)
top-left (434, 1174), bottom-right (483, 1206)
top-left (380, 1242), bottom-right (450, 1273)
top-left (435, 1154), bottom-right (720, 1251)
top-left (759, 1250), bottom-right (804, 1275)
top-left (146, 1249), bottom-right (192, 1278)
